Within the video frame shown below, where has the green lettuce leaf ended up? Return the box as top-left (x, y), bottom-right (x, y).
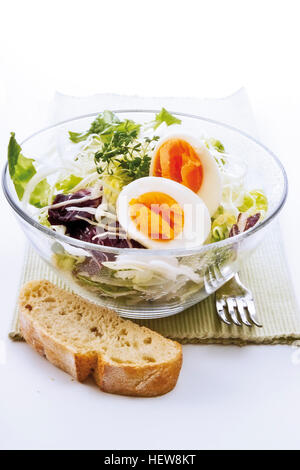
top-left (153, 108), bottom-right (181, 130)
top-left (29, 179), bottom-right (51, 208)
top-left (8, 132), bottom-right (36, 200)
top-left (8, 133), bottom-right (51, 208)
top-left (38, 212), bottom-right (51, 227)
top-left (53, 252), bottom-right (84, 272)
top-left (55, 174), bottom-right (83, 193)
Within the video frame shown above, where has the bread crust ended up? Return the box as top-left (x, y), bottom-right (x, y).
top-left (19, 281), bottom-right (182, 397)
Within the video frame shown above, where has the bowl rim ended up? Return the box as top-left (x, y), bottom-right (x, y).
top-left (2, 109), bottom-right (288, 256)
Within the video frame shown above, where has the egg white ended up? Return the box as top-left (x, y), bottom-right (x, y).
top-left (150, 133), bottom-right (222, 216)
top-left (117, 176), bottom-right (211, 249)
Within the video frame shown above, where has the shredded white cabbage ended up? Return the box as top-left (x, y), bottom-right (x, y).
top-left (103, 254), bottom-right (201, 285)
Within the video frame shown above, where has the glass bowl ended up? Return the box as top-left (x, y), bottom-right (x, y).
top-left (2, 111), bottom-right (287, 319)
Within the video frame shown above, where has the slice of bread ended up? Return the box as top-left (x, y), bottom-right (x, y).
top-left (19, 280), bottom-right (182, 397)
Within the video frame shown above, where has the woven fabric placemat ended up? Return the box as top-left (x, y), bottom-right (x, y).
top-left (10, 222), bottom-right (300, 346)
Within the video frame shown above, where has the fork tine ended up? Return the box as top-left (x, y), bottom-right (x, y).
top-left (245, 299), bottom-right (263, 328)
top-left (213, 264), bottom-right (223, 282)
top-left (215, 272), bottom-right (262, 328)
top-left (236, 298), bottom-right (252, 327)
top-left (214, 264), bottom-right (235, 288)
top-left (204, 270), bottom-right (213, 294)
top-left (209, 266), bottom-right (219, 289)
top-left (216, 299), bottom-right (231, 325)
top-left (226, 297), bottom-right (242, 326)
top-left (204, 266), bottom-right (218, 294)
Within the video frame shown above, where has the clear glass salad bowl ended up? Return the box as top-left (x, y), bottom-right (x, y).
top-left (2, 111), bottom-right (287, 319)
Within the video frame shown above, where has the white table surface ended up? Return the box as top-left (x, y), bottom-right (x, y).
top-left (1, 95), bottom-right (300, 451)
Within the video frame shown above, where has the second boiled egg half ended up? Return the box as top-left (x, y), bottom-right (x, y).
top-left (150, 133), bottom-right (222, 216)
top-left (117, 176), bottom-right (211, 249)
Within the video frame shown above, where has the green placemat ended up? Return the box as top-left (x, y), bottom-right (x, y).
top-left (10, 223), bottom-right (300, 346)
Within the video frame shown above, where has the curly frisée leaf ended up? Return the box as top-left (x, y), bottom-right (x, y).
top-left (207, 138), bottom-right (225, 153)
top-left (211, 212), bottom-right (237, 241)
top-left (8, 133), bottom-right (36, 200)
top-left (238, 189), bottom-right (268, 215)
top-left (69, 131), bottom-right (89, 144)
top-left (68, 111), bottom-right (141, 144)
top-left (102, 172), bottom-right (131, 207)
top-left (153, 108), bottom-right (182, 130)
top-left (68, 111), bottom-right (120, 143)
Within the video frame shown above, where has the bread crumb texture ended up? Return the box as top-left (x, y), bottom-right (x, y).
top-left (19, 280), bottom-right (182, 397)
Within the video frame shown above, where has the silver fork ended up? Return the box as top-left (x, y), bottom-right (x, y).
top-left (204, 266), bottom-right (262, 327)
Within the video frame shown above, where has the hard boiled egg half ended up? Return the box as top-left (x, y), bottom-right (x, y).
top-left (150, 133), bottom-right (222, 215)
top-left (117, 176), bottom-right (211, 249)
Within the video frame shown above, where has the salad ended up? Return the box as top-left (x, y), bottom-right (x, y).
top-left (8, 109), bottom-right (268, 304)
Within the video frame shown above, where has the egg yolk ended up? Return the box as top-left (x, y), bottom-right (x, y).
top-left (152, 138), bottom-right (203, 193)
top-left (129, 192), bottom-right (184, 241)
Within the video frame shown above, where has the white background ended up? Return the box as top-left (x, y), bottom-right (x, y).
top-left (1, 0), bottom-right (300, 450)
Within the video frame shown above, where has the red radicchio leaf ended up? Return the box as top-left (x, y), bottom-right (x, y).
top-left (70, 224), bottom-right (143, 277)
top-left (68, 223), bottom-right (142, 249)
top-left (48, 189), bottom-right (102, 226)
top-left (48, 190), bottom-right (144, 272)
top-left (245, 213), bottom-right (261, 231)
top-left (229, 212), bottom-right (261, 238)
